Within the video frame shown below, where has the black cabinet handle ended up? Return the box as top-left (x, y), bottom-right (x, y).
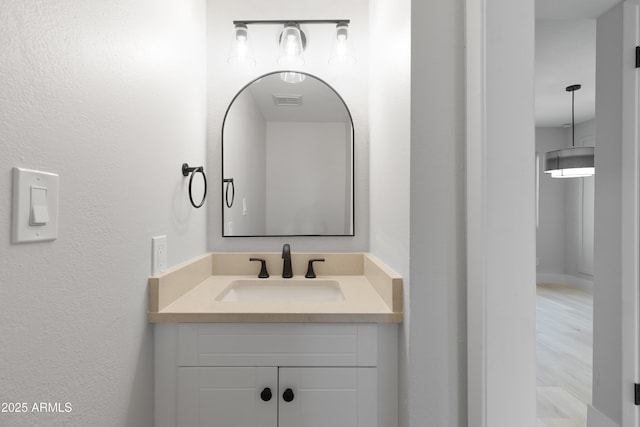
top-left (260, 387), bottom-right (272, 402)
top-left (282, 388), bottom-right (295, 402)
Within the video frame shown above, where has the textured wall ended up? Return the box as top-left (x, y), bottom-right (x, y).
top-left (0, 1), bottom-right (207, 425)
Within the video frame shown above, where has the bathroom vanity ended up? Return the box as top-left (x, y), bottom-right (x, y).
top-left (149, 252), bottom-right (402, 427)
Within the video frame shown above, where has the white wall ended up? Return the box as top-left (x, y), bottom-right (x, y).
top-left (207, 0), bottom-right (369, 252)
top-left (536, 121), bottom-right (595, 289)
top-left (266, 122), bottom-right (349, 235)
top-left (592, 3), bottom-right (624, 425)
top-left (369, 0), bottom-right (411, 424)
top-left (223, 90), bottom-right (267, 235)
top-left (565, 120), bottom-right (595, 282)
top-left (481, 0), bottom-right (537, 424)
top-left (410, 0), bottom-right (468, 424)
top-left (370, 0), bottom-right (468, 426)
top-left (0, 1), bottom-right (207, 426)
top-left (536, 127), bottom-right (568, 278)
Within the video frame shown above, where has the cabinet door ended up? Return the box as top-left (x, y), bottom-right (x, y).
top-left (278, 367), bottom-right (377, 427)
top-left (178, 367), bottom-right (277, 427)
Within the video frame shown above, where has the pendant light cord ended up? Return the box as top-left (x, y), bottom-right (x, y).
top-left (571, 89), bottom-right (575, 147)
top-left (566, 84), bottom-right (580, 147)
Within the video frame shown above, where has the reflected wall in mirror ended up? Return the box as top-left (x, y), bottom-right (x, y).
top-left (222, 71), bottom-right (354, 237)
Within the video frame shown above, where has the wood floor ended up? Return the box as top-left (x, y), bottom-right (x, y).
top-left (537, 283), bottom-right (593, 427)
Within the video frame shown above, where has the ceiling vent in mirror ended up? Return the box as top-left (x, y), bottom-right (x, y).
top-left (273, 94), bottom-right (303, 107)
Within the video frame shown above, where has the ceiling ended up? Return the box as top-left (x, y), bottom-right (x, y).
top-left (536, 0), bottom-right (619, 19)
top-left (248, 72), bottom-right (350, 122)
top-left (535, 0), bottom-right (620, 127)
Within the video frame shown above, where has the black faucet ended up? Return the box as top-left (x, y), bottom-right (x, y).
top-left (282, 243), bottom-right (293, 278)
top-left (249, 258), bottom-right (269, 278)
top-left (305, 258), bottom-right (325, 279)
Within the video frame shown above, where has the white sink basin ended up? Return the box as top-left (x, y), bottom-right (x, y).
top-left (216, 279), bottom-right (344, 303)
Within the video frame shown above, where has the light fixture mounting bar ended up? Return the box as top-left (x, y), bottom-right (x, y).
top-left (233, 19), bottom-right (350, 26)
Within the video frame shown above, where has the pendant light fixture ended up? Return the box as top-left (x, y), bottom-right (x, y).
top-left (543, 84), bottom-right (595, 178)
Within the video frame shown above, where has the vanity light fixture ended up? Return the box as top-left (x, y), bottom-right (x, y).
top-left (228, 20), bottom-right (354, 67)
top-left (280, 71), bottom-right (306, 84)
top-left (543, 84), bottom-right (595, 178)
top-left (228, 23), bottom-right (256, 66)
top-left (329, 22), bottom-right (356, 65)
top-left (278, 22), bottom-right (306, 66)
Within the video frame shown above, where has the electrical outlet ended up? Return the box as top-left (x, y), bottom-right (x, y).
top-left (152, 235), bottom-right (167, 276)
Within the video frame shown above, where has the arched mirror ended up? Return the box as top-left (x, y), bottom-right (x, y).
top-left (221, 71), bottom-right (354, 237)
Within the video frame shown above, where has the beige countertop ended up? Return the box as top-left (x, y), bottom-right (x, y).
top-left (148, 253), bottom-right (403, 323)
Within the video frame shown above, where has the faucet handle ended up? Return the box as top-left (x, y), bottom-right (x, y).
top-left (305, 258), bottom-right (325, 279)
top-left (249, 258), bottom-right (269, 278)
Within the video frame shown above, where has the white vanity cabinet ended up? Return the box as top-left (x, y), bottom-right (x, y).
top-left (178, 366), bottom-right (375, 427)
top-left (155, 323), bottom-right (397, 427)
top-left (178, 367), bottom-right (277, 427)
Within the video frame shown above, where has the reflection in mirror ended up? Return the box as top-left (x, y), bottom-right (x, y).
top-left (222, 71), bottom-right (354, 237)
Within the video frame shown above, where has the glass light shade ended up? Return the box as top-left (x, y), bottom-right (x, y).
top-left (329, 23), bottom-right (356, 66)
top-left (543, 147), bottom-right (595, 178)
top-left (228, 24), bottom-right (255, 66)
top-left (278, 24), bottom-right (305, 67)
top-left (549, 167), bottom-right (595, 178)
top-left (280, 72), bottom-right (306, 84)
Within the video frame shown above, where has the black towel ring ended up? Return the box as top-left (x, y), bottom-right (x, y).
top-left (223, 178), bottom-right (235, 208)
top-left (182, 163), bottom-right (207, 208)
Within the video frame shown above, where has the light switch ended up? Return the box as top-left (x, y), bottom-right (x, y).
top-left (151, 235), bottom-right (167, 276)
top-left (30, 186), bottom-right (50, 225)
top-left (12, 167), bottom-right (59, 243)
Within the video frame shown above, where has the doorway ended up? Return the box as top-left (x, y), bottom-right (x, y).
top-left (534, 17), bottom-right (596, 420)
top-left (466, 0), bottom-right (639, 426)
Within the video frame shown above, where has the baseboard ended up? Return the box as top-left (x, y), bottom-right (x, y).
top-left (537, 273), bottom-right (567, 286)
top-left (587, 405), bottom-right (621, 427)
top-left (565, 275), bottom-right (594, 292)
top-left (536, 273), bottom-right (593, 292)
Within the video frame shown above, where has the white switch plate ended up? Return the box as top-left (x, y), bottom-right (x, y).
top-left (12, 167), bottom-right (59, 243)
top-left (152, 235), bottom-right (167, 276)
